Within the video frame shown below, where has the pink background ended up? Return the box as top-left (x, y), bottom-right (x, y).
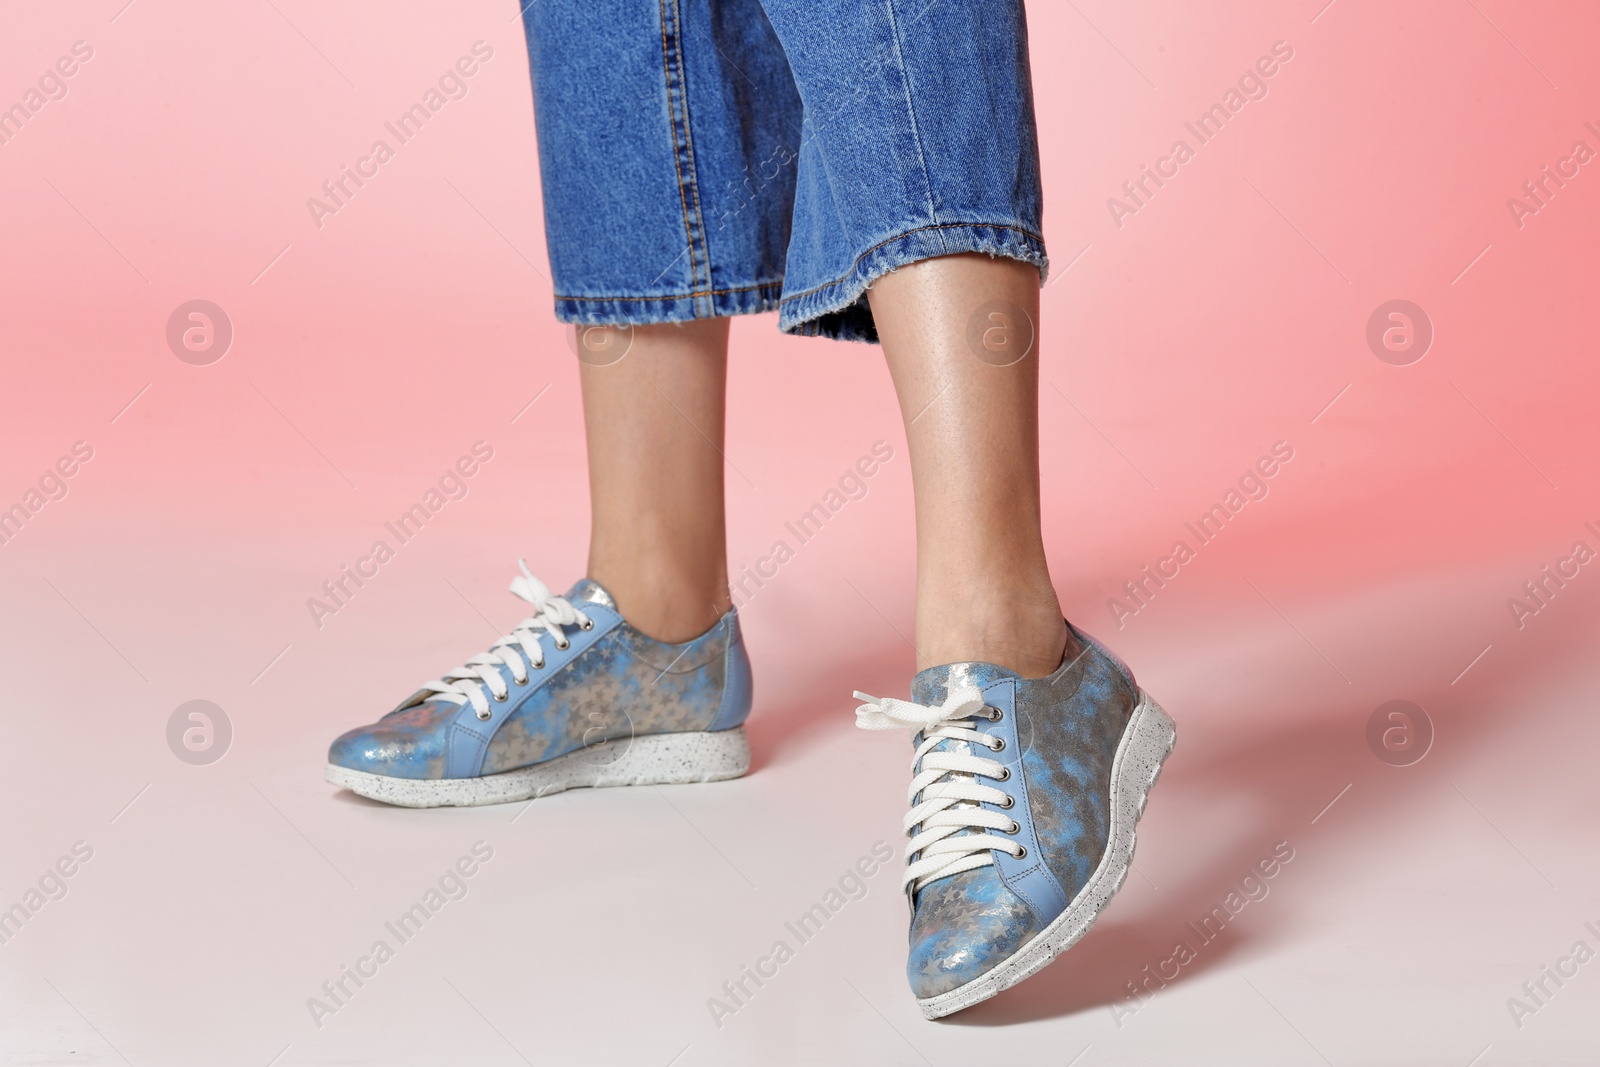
top-left (3, 1), bottom-right (1597, 1064)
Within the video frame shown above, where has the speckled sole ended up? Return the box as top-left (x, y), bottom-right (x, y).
top-left (324, 725), bottom-right (750, 808)
top-left (917, 692), bottom-right (1176, 1020)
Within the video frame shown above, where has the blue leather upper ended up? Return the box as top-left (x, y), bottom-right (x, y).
top-left (441, 603), bottom-right (622, 778)
top-left (328, 579), bottom-right (752, 780)
top-left (902, 627), bottom-right (1139, 998)
top-left (707, 616), bottom-right (753, 732)
top-left (979, 680), bottom-right (1072, 924)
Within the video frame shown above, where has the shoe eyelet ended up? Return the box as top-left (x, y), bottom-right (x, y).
top-left (1000, 795), bottom-right (1015, 809)
top-left (580, 619), bottom-right (594, 631)
top-left (493, 691), bottom-right (508, 702)
top-left (986, 707), bottom-right (1004, 722)
top-left (1007, 820), bottom-right (1021, 835)
top-left (555, 639), bottom-right (571, 651)
top-left (989, 737), bottom-right (1006, 752)
top-left (1015, 846), bottom-right (1027, 860)
top-left (995, 767), bottom-right (1011, 782)
top-left (476, 710), bottom-right (491, 721)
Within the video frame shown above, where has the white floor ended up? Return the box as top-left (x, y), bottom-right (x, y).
top-left (4, 552), bottom-right (1596, 1066)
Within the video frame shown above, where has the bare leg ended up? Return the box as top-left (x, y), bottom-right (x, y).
top-left (867, 254), bottom-right (1070, 677)
top-left (577, 319), bottom-right (732, 642)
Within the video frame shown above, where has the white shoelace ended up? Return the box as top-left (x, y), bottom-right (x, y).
top-left (418, 561), bottom-right (593, 720)
top-left (855, 685), bottom-right (1024, 893)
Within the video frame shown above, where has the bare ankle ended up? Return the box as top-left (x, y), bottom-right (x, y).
top-left (588, 567), bottom-right (729, 643)
top-left (914, 590), bottom-right (1069, 677)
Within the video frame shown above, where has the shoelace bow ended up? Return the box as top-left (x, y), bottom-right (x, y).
top-left (854, 685), bottom-right (1023, 893)
top-left (419, 561), bottom-right (592, 719)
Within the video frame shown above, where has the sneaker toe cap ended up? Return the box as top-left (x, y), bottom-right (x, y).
top-left (906, 867), bottom-right (1045, 1000)
top-left (327, 703), bottom-right (457, 779)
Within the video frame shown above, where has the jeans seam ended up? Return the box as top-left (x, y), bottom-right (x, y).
top-left (884, 0), bottom-right (940, 229)
top-left (777, 221), bottom-right (1044, 305)
top-left (555, 279), bottom-right (783, 302)
top-left (657, 0), bottom-right (712, 311)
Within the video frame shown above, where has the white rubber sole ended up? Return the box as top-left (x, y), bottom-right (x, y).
top-left (324, 726), bottom-right (751, 808)
top-left (916, 692), bottom-right (1177, 1020)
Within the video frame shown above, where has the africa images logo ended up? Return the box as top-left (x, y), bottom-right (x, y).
top-left (306, 43), bottom-right (494, 229)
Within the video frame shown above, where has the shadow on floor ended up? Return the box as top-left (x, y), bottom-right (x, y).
top-left (779, 619), bottom-right (1580, 1027)
top-left (947, 632), bottom-right (1574, 1026)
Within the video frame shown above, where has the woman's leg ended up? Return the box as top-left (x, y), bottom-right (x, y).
top-left (867, 254), bottom-right (1068, 677)
top-left (855, 260), bottom-right (1181, 1022)
top-left (576, 320), bottom-right (733, 643)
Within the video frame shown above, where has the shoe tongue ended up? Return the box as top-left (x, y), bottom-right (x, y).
top-left (909, 662), bottom-right (1023, 817)
top-left (564, 578), bottom-right (617, 610)
top-left (909, 661), bottom-right (1019, 705)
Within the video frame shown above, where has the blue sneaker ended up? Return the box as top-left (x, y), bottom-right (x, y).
top-left (854, 623), bottom-right (1175, 1019)
top-left (326, 562), bottom-right (753, 807)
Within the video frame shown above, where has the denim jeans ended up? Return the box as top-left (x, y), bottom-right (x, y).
top-left (520, 0), bottom-right (1046, 343)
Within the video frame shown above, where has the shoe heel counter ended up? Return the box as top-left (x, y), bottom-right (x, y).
top-left (708, 611), bottom-right (753, 731)
top-left (1068, 621), bottom-right (1138, 691)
